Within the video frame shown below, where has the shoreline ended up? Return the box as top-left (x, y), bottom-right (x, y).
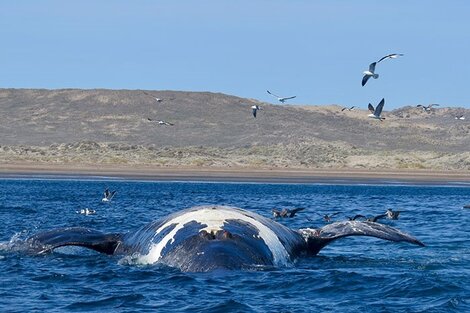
top-left (0, 163), bottom-right (469, 185)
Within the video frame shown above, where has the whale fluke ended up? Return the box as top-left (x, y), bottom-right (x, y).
top-left (300, 220), bottom-right (424, 255)
top-left (27, 227), bottom-right (122, 255)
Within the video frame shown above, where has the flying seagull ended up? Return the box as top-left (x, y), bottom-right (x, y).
top-left (272, 207), bottom-right (305, 218)
top-left (455, 115), bottom-right (465, 120)
top-left (251, 105), bottom-right (261, 118)
top-left (362, 62), bottom-right (379, 86)
top-left (341, 106), bottom-right (356, 112)
top-left (143, 91), bottom-right (174, 103)
top-left (158, 120), bottom-right (174, 126)
top-left (266, 90), bottom-right (296, 103)
top-left (368, 98), bottom-right (386, 121)
top-left (148, 118), bottom-right (174, 126)
top-left (417, 104), bottom-right (439, 112)
top-left (102, 188), bottom-right (117, 202)
top-left (377, 53), bottom-right (404, 63)
top-left (143, 91), bottom-right (164, 102)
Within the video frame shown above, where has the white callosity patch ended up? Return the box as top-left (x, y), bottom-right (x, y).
top-left (137, 206), bottom-right (290, 266)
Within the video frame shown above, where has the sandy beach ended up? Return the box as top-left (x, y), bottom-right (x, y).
top-left (1, 162), bottom-right (469, 185)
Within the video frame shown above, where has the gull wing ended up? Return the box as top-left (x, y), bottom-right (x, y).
top-left (282, 96), bottom-right (296, 101)
top-left (378, 53), bottom-right (404, 63)
top-left (375, 98), bottom-right (385, 116)
top-left (369, 62), bottom-right (376, 72)
top-left (368, 103), bottom-right (375, 113)
top-left (266, 90), bottom-right (281, 98)
top-left (109, 191), bottom-right (117, 200)
top-left (299, 221), bottom-right (424, 255)
top-left (377, 54), bottom-right (393, 63)
top-left (370, 213), bottom-right (387, 222)
top-left (288, 207), bottom-right (305, 217)
top-left (252, 108), bottom-right (257, 118)
top-left (350, 214), bottom-right (366, 221)
top-left (362, 75), bottom-right (371, 86)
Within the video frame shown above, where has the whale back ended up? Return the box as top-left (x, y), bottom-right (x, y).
top-left (117, 206), bottom-right (305, 271)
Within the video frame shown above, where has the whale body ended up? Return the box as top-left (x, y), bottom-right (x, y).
top-left (26, 205), bottom-right (424, 272)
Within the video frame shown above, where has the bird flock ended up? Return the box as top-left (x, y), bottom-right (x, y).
top-left (273, 206), bottom-right (403, 225)
top-left (140, 56), bottom-right (465, 123)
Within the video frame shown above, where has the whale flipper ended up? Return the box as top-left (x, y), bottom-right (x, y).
top-left (27, 227), bottom-right (122, 255)
top-left (300, 221), bottom-right (424, 255)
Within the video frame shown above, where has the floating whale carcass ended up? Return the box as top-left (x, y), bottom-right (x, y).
top-left (25, 206), bottom-right (424, 272)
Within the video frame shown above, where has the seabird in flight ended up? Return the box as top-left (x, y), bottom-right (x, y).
top-left (417, 104), bottom-right (439, 112)
top-left (313, 211), bottom-right (340, 223)
top-left (348, 214), bottom-right (367, 221)
top-left (143, 91), bottom-right (174, 103)
top-left (377, 53), bottom-right (404, 63)
top-left (272, 207), bottom-right (305, 218)
top-left (341, 106), bottom-right (356, 112)
top-left (368, 98), bottom-right (386, 120)
top-left (158, 120), bottom-right (174, 126)
top-left (251, 105), bottom-right (261, 118)
top-left (385, 209), bottom-right (401, 220)
top-left (266, 90), bottom-right (296, 103)
top-left (362, 62), bottom-right (379, 86)
top-left (367, 214), bottom-right (387, 223)
top-left (102, 188), bottom-right (117, 202)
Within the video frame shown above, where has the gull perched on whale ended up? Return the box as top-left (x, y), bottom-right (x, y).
top-left (266, 90), bottom-right (296, 103)
top-left (362, 62), bottom-right (379, 86)
top-left (368, 98), bottom-right (386, 120)
top-left (377, 53), bottom-right (404, 63)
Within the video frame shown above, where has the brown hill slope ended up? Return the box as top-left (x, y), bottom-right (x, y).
top-left (0, 89), bottom-right (469, 170)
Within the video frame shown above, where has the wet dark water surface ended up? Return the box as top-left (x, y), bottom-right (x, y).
top-left (0, 179), bottom-right (469, 312)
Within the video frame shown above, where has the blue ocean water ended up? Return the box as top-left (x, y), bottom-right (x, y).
top-left (0, 178), bottom-right (469, 313)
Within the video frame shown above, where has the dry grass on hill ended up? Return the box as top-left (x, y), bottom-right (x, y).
top-left (0, 88), bottom-right (469, 170)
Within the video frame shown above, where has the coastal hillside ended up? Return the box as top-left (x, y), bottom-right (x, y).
top-left (0, 89), bottom-right (469, 170)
